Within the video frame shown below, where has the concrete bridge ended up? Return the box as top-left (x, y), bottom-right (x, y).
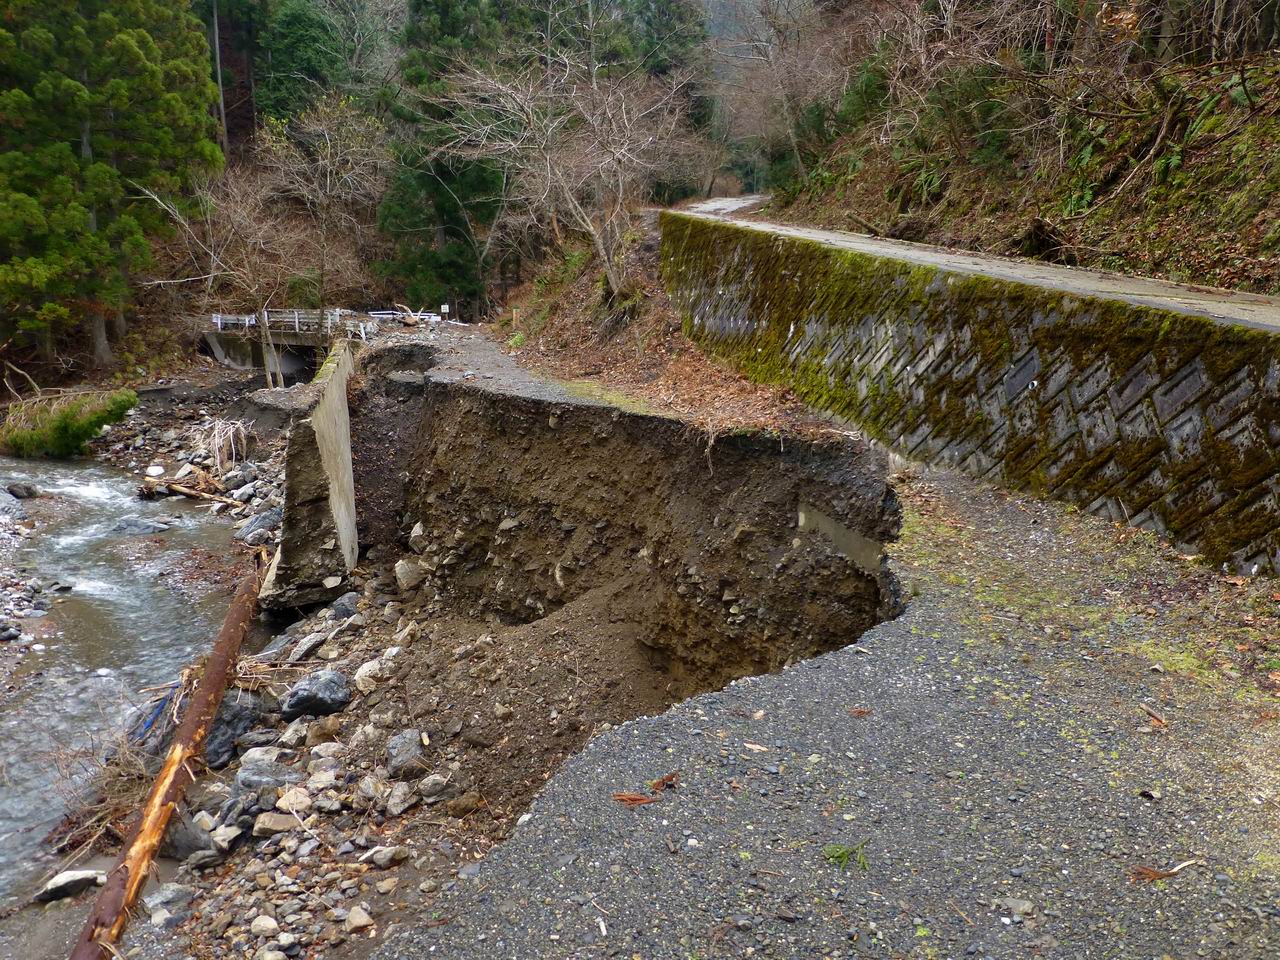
top-left (201, 308), bottom-right (447, 379)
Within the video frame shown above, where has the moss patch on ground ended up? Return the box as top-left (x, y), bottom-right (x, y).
top-left (892, 468), bottom-right (1280, 699)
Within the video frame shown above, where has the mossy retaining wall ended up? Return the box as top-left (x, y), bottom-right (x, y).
top-left (660, 211), bottom-right (1280, 572)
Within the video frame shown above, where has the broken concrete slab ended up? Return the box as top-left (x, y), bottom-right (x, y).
top-left (256, 341), bottom-right (359, 610)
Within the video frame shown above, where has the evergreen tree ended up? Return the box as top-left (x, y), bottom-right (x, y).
top-left (378, 0), bottom-right (507, 319)
top-left (255, 0), bottom-right (347, 120)
top-left (0, 0), bottom-right (220, 365)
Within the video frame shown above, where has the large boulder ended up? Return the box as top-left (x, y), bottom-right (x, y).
top-left (204, 689), bottom-right (270, 769)
top-left (111, 517), bottom-right (169, 536)
top-left (0, 493), bottom-right (28, 521)
top-left (280, 669), bottom-right (351, 720)
top-left (161, 809), bottom-right (213, 861)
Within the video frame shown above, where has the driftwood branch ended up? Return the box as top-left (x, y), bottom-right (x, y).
top-left (141, 478), bottom-right (241, 505)
top-left (68, 563), bottom-right (265, 960)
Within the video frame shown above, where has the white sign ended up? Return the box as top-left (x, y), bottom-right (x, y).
top-left (440, 304), bottom-right (450, 314)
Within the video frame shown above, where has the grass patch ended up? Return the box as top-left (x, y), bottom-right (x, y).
top-left (823, 840), bottom-right (869, 871)
top-left (0, 389), bottom-right (137, 458)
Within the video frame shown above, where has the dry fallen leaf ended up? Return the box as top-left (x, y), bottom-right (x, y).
top-left (648, 771), bottom-right (680, 793)
top-left (1129, 859), bottom-right (1199, 883)
top-left (743, 742), bottom-right (769, 753)
top-left (612, 792), bottom-right (660, 807)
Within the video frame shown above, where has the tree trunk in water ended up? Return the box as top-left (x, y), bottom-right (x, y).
top-left (68, 565), bottom-right (263, 960)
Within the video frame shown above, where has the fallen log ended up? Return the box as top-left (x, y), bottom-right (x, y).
top-left (141, 477), bottom-right (240, 505)
top-left (68, 562), bottom-right (264, 960)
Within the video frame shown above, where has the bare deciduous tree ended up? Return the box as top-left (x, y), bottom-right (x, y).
top-left (314, 0), bottom-right (408, 98)
top-left (257, 93), bottom-right (391, 315)
top-left (426, 17), bottom-right (704, 310)
top-left (711, 0), bottom-right (852, 178)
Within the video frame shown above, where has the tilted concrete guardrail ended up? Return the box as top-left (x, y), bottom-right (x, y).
top-left (256, 340), bottom-right (359, 609)
top-left (661, 210), bottom-right (1280, 572)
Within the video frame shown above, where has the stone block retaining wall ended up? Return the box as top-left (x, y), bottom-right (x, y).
top-left (661, 211), bottom-right (1280, 571)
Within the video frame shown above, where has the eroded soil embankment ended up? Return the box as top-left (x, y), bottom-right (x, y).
top-left (0, 333), bottom-right (905, 960)
top-left (394, 343), bottom-right (902, 696)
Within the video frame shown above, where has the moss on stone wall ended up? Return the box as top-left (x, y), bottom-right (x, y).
top-left (660, 211), bottom-right (1280, 570)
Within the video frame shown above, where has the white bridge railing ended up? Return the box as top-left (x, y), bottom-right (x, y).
top-left (210, 308), bottom-right (377, 342)
top-left (209, 307), bottom-right (466, 341)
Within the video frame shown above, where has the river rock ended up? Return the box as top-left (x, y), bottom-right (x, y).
top-left (111, 517), bottom-right (169, 535)
top-left (386, 729), bottom-right (427, 778)
top-left (252, 811), bottom-right (297, 837)
top-left (0, 492), bottom-right (25, 520)
top-left (419, 773), bottom-right (450, 801)
top-left (332, 591), bottom-right (361, 618)
top-left (230, 481), bottom-right (258, 502)
top-left (36, 869), bottom-right (105, 902)
top-left (145, 464), bottom-right (166, 478)
top-left (250, 914), bottom-right (280, 937)
top-left (353, 658), bottom-right (386, 694)
top-left (305, 714), bottom-right (342, 746)
top-left (161, 808), bottom-right (213, 860)
top-left (287, 631), bottom-right (328, 663)
top-left (236, 746), bottom-right (304, 793)
top-left (211, 823), bottom-right (244, 852)
top-left (359, 845), bottom-right (410, 869)
top-left (394, 558), bottom-right (426, 592)
top-left (6, 482), bottom-right (39, 499)
top-left (278, 718), bottom-right (309, 748)
top-left (408, 521), bottom-right (430, 553)
top-left (280, 669), bottom-right (351, 720)
top-left (235, 506), bottom-right (282, 542)
top-left (386, 781), bottom-right (419, 816)
top-left (276, 786), bottom-right (312, 815)
top-left (345, 905), bottom-right (375, 932)
top-left (206, 688), bottom-right (270, 769)
top-left (143, 882), bottom-right (197, 915)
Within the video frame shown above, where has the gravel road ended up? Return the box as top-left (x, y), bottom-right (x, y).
top-left (375, 471), bottom-right (1280, 959)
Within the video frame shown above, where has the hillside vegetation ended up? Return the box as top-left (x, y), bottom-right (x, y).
top-left (726, 2), bottom-right (1280, 294)
top-left (774, 57), bottom-right (1280, 293)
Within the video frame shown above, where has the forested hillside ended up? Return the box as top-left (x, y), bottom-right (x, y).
top-left (0, 0), bottom-right (708, 379)
top-left (727, 1), bottom-right (1280, 293)
top-left (4, 1), bottom-right (1279, 383)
